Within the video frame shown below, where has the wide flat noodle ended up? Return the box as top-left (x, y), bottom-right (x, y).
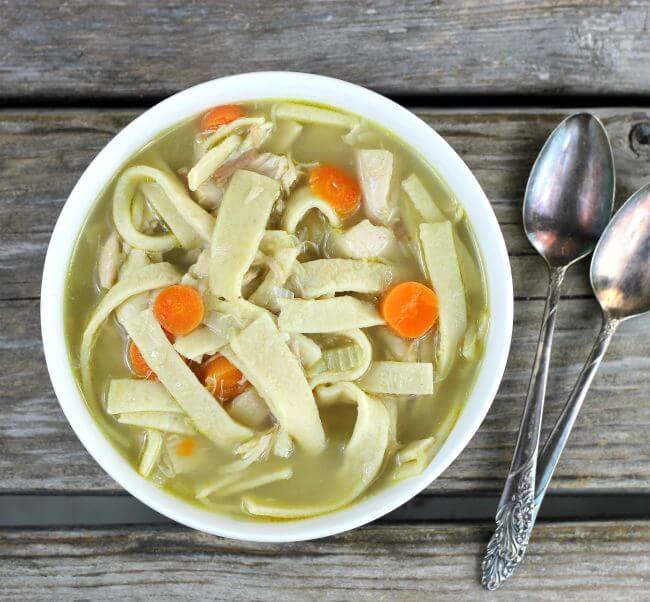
top-left (278, 296), bottom-right (384, 333)
top-left (123, 309), bottom-right (252, 448)
top-left (292, 258), bottom-right (393, 298)
top-left (115, 250), bottom-right (151, 325)
top-left (138, 429), bottom-right (164, 477)
top-left (118, 411), bottom-right (196, 435)
top-left (383, 397), bottom-right (399, 453)
top-left (394, 436), bottom-right (436, 480)
top-left (197, 466), bottom-right (293, 500)
top-left (141, 182), bottom-right (199, 249)
top-left (281, 187), bottom-right (341, 234)
top-left (289, 333), bottom-right (322, 368)
top-left (243, 382), bottom-right (388, 518)
top-left (358, 361), bottom-right (434, 395)
top-left (419, 222), bottom-right (467, 378)
top-left (209, 170), bottom-right (280, 300)
top-left (461, 310), bottom-right (489, 360)
top-left (265, 119), bottom-right (303, 154)
top-left (188, 134), bottom-right (242, 191)
top-left (229, 314), bottom-right (326, 453)
top-left (80, 262), bottom-right (181, 395)
top-left (401, 174), bottom-right (446, 222)
top-left (113, 165), bottom-right (215, 249)
top-left (273, 103), bottom-right (358, 129)
top-left (106, 379), bottom-right (184, 414)
top-left (173, 325), bottom-right (226, 361)
top-left (198, 117), bottom-right (265, 154)
top-left (207, 298), bottom-right (272, 327)
top-left (308, 329), bottom-right (372, 387)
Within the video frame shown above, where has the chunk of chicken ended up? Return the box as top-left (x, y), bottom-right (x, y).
top-left (246, 152), bottom-right (299, 194)
top-left (241, 121), bottom-right (274, 152)
top-left (355, 149), bottom-right (396, 225)
top-left (212, 150), bottom-right (298, 197)
top-left (97, 231), bottom-right (123, 288)
top-left (373, 326), bottom-right (419, 362)
top-left (327, 219), bottom-right (399, 260)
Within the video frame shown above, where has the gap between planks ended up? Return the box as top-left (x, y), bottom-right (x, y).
top-left (1, 493), bottom-right (649, 528)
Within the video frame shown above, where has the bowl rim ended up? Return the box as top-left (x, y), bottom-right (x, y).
top-left (41, 71), bottom-right (513, 542)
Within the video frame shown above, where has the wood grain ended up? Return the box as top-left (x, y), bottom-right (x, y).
top-left (1, 522), bottom-right (649, 599)
top-left (1, 1), bottom-right (650, 101)
top-left (1, 108), bottom-right (649, 494)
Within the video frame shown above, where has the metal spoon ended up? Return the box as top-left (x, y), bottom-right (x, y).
top-left (481, 113), bottom-right (615, 590)
top-left (532, 183), bottom-right (650, 521)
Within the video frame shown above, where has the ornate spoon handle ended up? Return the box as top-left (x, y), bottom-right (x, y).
top-left (481, 265), bottom-right (566, 590)
top-left (534, 316), bottom-right (618, 510)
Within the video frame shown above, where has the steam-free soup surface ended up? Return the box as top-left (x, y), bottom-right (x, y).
top-left (65, 100), bottom-right (488, 519)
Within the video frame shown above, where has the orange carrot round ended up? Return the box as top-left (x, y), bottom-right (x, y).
top-left (310, 164), bottom-right (361, 216)
top-left (153, 285), bottom-right (204, 336)
top-left (128, 341), bottom-right (156, 380)
top-left (201, 105), bottom-right (245, 133)
top-left (200, 354), bottom-right (248, 402)
top-left (176, 437), bottom-right (196, 457)
top-left (380, 281), bottom-right (439, 339)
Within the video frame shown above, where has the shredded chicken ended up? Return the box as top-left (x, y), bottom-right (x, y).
top-left (97, 231), bottom-right (123, 288)
top-left (246, 152), bottom-right (299, 194)
top-left (374, 326), bottom-right (418, 362)
top-left (328, 219), bottom-right (398, 260)
top-left (212, 149), bottom-right (260, 183)
top-left (235, 425), bottom-right (294, 462)
top-left (212, 150), bottom-right (298, 196)
top-left (240, 122), bottom-right (274, 153)
top-left (355, 149), bottom-right (396, 225)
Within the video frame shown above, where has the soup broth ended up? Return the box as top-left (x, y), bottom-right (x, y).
top-left (65, 100), bottom-right (488, 519)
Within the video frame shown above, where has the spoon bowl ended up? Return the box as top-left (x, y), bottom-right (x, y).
top-left (524, 113), bottom-right (615, 267)
top-left (591, 183), bottom-right (650, 320)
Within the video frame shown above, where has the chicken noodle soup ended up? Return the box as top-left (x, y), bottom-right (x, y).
top-left (65, 100), bottom-right (489, 519)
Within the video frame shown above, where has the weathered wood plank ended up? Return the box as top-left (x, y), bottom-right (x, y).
top-left (2, 2), bottom-right (650, 100)
top-left (1, 108), bottom-right (649, 494)
top-left (1, 522), bottom-right (648, 599)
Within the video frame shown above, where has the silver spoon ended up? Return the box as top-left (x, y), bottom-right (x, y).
top-left (481, 113), bottom-right (615, 590)
top-left (532, 183), bottom-right (650, 524)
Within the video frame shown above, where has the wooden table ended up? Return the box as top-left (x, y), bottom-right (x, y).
top-left (1, 2), bottom-right (649, 599)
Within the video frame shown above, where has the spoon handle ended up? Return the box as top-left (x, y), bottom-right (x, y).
top-left (481, 265), bottom-right (566, 590)
top-left (534, 316), bottom-right (618, 509)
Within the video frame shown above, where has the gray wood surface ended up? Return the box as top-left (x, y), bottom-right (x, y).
top-left (1, 521), bottom-right (649, 599)
top-left (2, 107), bottom-right (649, 495)
top-left (1, 1), bottom-right (650, 101)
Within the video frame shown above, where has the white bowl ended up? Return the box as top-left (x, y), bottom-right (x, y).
top-left (41, 72), bottom-right (513, 542)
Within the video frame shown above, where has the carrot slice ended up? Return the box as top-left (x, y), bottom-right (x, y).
top-left (176, 437), bottom-right (197, 457)
top-left (310, 164), bottom-right (361, 216)
top-left (201, 105), bottom-right (245, 133)
top-left (153, 285), bottom-right (204, 336)
top-left (200, 354), bottom-right (249, 402)
top-left (128, 341), bottom-right (156, 380)
top-left (127, 329), bottom-right (177, 381)
top-left (380, 281), bottom-right (439, 339)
